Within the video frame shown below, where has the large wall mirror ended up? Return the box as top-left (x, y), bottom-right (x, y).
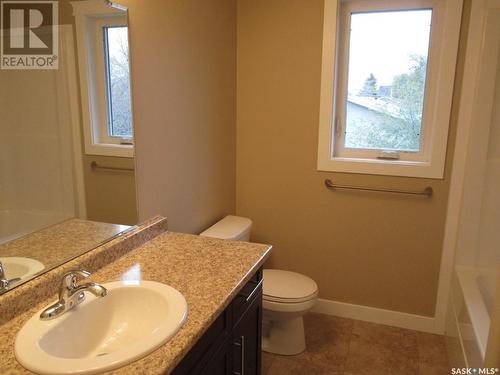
top-left (0, 0), bottom-right (137, 294)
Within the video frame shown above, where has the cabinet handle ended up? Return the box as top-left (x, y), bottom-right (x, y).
top-left (243, 279), bottom-right (263, 303)
top-left (233, 335), bottom-right (245, 375)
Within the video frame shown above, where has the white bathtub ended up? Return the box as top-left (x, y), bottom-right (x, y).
top-left (0, 209), bottom-right (71, 245)
top-left (477, 274), bottom-right (496, 317)
top-left (449, 266), bottom-right (499, 366)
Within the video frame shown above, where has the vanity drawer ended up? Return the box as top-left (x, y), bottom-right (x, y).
top-left (231, 268), bottom-right (263, 326)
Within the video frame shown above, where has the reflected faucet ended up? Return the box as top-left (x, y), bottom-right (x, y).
top-left (40, 270), bottom-right (107, 320)
top-left (0, 261), bottom-right (21, 293)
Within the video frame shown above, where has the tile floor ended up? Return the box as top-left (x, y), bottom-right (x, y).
top-left (262, 313), bottom-right (450, 375)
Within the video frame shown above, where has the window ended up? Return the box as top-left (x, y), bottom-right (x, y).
top-left (73, 1), bottom-right (133, 158)
top-left (341, 9), bottom-right (431, 153)
top-left (317, 0), bottom-right (463, 178)
top-left (102, 25), bottom-right (133, 141)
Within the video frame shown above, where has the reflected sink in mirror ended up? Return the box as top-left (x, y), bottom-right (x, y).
top-left (0, 257), bottom-right (45, 282)
top-left (15, 281), bottom-right (187, 374)
top-left (0, 220), bottom-right (133, 295)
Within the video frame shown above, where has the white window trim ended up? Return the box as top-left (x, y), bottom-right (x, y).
top-left (317, 0), bottom-right (463, 178)
top-left (72, 0), bottom-right (133, 158)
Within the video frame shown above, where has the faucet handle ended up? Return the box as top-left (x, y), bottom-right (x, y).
top-left (0, 261), bottom-right (6, 280)
top-left (61, 270), bottom-right (91, 291)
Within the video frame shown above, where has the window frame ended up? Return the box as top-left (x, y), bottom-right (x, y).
top-left (335, 2), bottom-right (436, 161)
top-left (72, 0), bottom-right (133, 158)
top-left (317, 0), bottom-right (464, 178)
top-left (94, 18), bottom-right (133, 146)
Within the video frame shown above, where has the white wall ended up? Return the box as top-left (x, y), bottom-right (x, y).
top-left (476, 48), bottom-right (500, 272)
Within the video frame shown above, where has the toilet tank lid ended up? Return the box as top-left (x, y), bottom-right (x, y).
top-left (200, 215), bottom-right (252, 240)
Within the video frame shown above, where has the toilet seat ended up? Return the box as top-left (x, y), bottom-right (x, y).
top-left (263, 269), bottom-right (318, 304)
top-left (263, 293), bottom-right (317, 304)
top-left (263, 297), bottom-right (317, 314)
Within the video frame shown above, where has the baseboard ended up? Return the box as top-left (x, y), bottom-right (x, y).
top-left (311, 298), bottom-right (443, 334)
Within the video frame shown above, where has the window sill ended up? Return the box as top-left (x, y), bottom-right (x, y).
top-left (84, 143), bottom-right (134, 158)
top-left (317, 157), bottom-right (444, 179)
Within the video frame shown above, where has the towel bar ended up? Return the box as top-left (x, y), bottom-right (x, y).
top-left (90, 161), bottom-right (134, 172)
top-left (324, 179), bottom-right (433, 197)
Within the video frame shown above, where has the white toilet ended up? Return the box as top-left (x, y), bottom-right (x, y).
top-left (200, 215), bottom-right (318, 356)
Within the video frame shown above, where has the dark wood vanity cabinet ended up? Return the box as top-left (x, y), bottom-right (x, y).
top-left (172, 268), bottom-right (263, 375)
top-left (232, 295), bottom-right (262, 375)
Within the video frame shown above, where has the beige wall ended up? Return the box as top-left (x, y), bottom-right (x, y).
top-left (82, 155), bottom-right (138, 226)
top-left (236, 0), bottom-right (467, 316)
top-left (59, 0), bottom-right (77, 25)
top-left (123, 0), bottom-right (236, 233)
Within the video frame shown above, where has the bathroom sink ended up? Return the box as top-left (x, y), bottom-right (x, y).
top-left (15, 280), bottom-right (188, 374)
top-left (0, 257), bottom-right (45, 280)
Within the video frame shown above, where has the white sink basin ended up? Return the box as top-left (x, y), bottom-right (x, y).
top-left (0, 257), bottom-right (45, 281)
top-left (15, 280), bottom-right (188, 374)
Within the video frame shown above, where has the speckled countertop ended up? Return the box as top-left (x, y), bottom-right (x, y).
top-left (0, 219), bottom-right (131, 270)
top-left (0, 231), bottom-right (271, 374)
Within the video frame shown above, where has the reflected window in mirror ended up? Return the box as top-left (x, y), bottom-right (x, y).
top-left (73, 0), bottom-right (134, 158)
top-left (103, 26), bottom-right (133, 141)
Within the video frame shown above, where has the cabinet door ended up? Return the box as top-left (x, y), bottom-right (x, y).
top-left (232, 292), bottom-right (262, 375)
top-left (201, 340), bottom-right (231, 375)
top-left (171, 310), bottom-right (231, 375)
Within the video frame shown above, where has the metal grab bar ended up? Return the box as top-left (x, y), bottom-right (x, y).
top-left (324, 179), bottom-right (433, 197)
top-left (90, 161), bottom-right (134, 172)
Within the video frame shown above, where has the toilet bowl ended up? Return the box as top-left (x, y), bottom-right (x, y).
top-left (200, 215), bottom-right (318, 356)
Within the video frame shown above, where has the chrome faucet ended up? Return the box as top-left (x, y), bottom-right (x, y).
top-left (0, 261), bottom-right (21, 293)
top-left (40, 270), bottom-right (107, 320)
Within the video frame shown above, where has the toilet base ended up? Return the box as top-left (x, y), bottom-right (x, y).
top-left (262, 315), bottom-right (306, 356)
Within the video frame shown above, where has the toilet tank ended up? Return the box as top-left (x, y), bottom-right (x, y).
top-left (199, 215), bottom-right (252, 241)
